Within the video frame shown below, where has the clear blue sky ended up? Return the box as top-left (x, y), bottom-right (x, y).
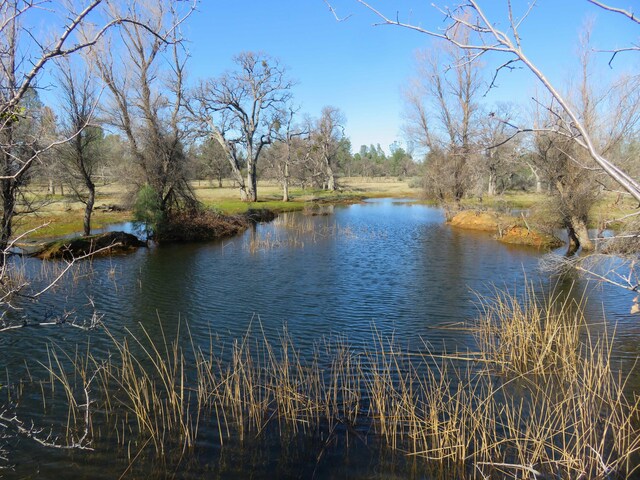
top-left (186, 1), bottom-right (638, 154)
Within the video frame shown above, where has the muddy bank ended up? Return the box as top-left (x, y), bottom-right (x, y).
top-left (449, 209), bottom-right (563, 249)
top-left (498, 225), bottom-right (564, 249)
top-left (156, 208), bottom-right (277, 243)
top-left (35, 231), bottom-right (146, 260)
top-left (33, 208), bottom-right (280, 258)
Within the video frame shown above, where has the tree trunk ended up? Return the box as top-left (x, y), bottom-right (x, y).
top-left (527, 163), bottom-right (543, 193)
top-left (282, 162), bottom-right (290, 202)
top-left (572, 216), bottom-right (593, 251)
top-left (246, 160), bottom-right (257, 202)
top-left (327, 164), bottom-right (336, 191)
top-left (487, 171), bottom-right (496, 197)
top-left (0, 179), bottom-right (15, 256)
top-left (565, 217), bottom-right (593, 255)
top-left (48, 179), bottom-right (55, 195)
top-left (83, 181), bottom-right (95, 237)
top-left (566, 224), bottom-right (580, 256)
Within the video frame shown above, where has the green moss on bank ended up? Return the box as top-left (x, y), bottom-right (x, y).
top-left (35, 231), bottom-right (145, 260)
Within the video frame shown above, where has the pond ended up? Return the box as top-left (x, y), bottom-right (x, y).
top-left (1, 198), bottom-right (638, 479)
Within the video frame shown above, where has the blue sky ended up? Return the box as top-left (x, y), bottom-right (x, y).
top-left (185, 0), bottom-right (638, 154)
top-left (30, 1), bottom-right (637, 154)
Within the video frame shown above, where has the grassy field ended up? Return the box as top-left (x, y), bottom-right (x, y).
top-left (12, 178), bottom-right (639, 241)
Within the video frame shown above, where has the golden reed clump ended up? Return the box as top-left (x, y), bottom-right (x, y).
top-left (32, 288), bottom-right (640, 479)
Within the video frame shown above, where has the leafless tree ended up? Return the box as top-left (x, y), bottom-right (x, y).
top-left (92, 0), bottom-right (198, 216)
top-left (192, 51), bottom-right (294, 202)
top-left (312, 106), bottom-right (345, 191)
top-left (55, 58), bottom-right (102, 236)
top-left (0, 0), bottom-right (196, 308)
top-left (354, 0), bottom-right (640, 204)
top-left (532, 127), bottom-right (598, 253)
top-left (529, 26), bottom-right (640, 253)
top-left (404, 36), bottom-right (483, 202)
top-left (270, 107), bottom-right (310, 201)
top-left (0, 0), bottom-right (183, 257)
top-left (0, 1), bottom-right (182, 310)
top-left (478, 103), bottom-right (522, 197)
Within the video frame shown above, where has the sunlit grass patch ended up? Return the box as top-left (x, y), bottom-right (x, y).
top-left (13, 210), bottom-right (132, 240)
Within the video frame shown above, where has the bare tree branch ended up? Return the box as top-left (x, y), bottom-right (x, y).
top-left (587, 0), bottom-right (640, 24)
top-left (354, 0), bottom-right (640, 204)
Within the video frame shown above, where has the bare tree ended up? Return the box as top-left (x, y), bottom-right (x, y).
top-left (192, 51), bottom-right (294, 202)
top-left (478, 103), bottom-right (523, 197)
top-left (313, 106), bottom-right (345, 191)
top-left (354, 0), bottom-right (640, 204)
top-left (55, 58), bottom-right (102, 236)
top-left (533, 128), bottom-right (598, 253)
top-left (528, 26), bottom-right (640, 253)
top-left (92, 0), bottom-right (198, 220)
top-left (269, 107), bottom-right (310, 201)
top-left (404, 37), bottom-right (483, 202)
top-left (0, 0), bottom-right (187, 258)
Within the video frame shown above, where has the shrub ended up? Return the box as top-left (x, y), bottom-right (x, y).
top-left (133, 185), bottom-right (163, 239)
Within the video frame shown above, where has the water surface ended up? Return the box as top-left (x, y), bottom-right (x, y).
top-left (1, 198), bottom-right (637, 478)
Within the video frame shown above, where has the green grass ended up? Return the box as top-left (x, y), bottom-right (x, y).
top-left (461, 192), bottom-right (544, 210)
top-left (13, 210), bottom-right (131, 241)
top-left (202, 198), bottom-right (307, 215)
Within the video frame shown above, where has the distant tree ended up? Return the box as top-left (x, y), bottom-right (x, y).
top-left (404, 34), bottom-right (483, 202)
top-left (312, 106), bottom-right (345, 191)
top-left (32, 106), bottom-right (66, 196)
top-left (270, 107), bottom-right (309, 201)
top-left (192, 51), bottom-right (294, 202)
top-left (99, 134), bottom-right (128, 185)
top-left (388, 144), bottom-right (416, 178)
top-left (477, 103), bottom-right (523, 196)
top-left (195, 138), bottom-right (232, 187)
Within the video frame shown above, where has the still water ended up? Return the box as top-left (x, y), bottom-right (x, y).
top-left (1, 199), bottom-right (638, 478)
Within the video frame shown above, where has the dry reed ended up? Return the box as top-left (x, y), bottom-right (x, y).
top-left (22, 288), bottom-right (640, 479)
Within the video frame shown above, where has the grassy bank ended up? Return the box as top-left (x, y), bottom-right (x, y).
top-left (14, 179), bottom-right (638, 243)
top-left (13, 178), bottom-right (419, 241)
top-left (458, 191), bottom-right (639, 231)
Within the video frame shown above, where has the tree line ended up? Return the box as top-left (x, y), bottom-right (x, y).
top-left (1, 1), bottom-right (421, 255)
top-left (401, 19), bottom-right (640, 253)
top-left (4, 0), bottom-right (640, 260)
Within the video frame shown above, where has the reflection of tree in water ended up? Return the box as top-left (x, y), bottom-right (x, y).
top-left (129, 245), bottom-right (202, 341)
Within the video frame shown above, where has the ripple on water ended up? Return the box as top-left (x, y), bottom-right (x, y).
top-left (2, 198), bottom-right (638, 478)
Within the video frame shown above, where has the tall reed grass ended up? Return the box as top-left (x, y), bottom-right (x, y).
top-left (247, 214), bottom-right (356, 252)
top-left (27, 288), bottom-right (640, 479)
